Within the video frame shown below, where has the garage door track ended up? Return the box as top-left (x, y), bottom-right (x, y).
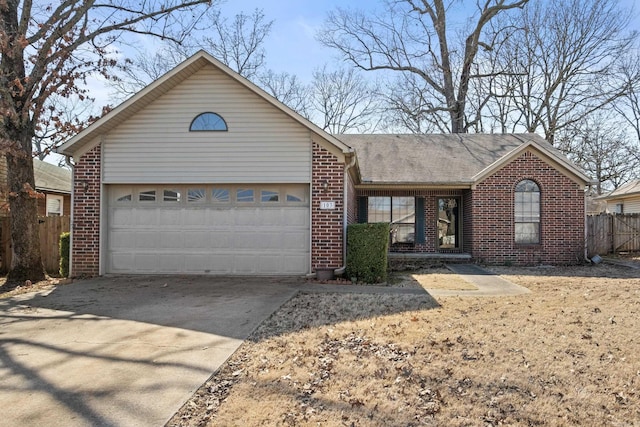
top-left (0, 276), bottom-right (301, 427)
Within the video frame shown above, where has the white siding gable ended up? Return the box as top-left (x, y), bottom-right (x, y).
top-left (102, 64), bottom-right (312, 184)
top-left (607, 198), bottom-right (640, 214)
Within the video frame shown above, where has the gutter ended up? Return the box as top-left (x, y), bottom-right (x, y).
top-left (335, 150), bottom-right (357, 277)
top-left (65, 155), bottom-right (75, 277)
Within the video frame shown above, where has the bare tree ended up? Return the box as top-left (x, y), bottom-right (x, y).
top-left (258, 70), bottom-right (312, 119)
top-left (481, 0), bottom-right (636, 144)
top-left (110, 45), bottom-right (189, 100)
top-left (310, 66), bottom-right (381, 134)
top-left (202, 8), bottom-right (272, 80)
top-left (0, 0), bottom-right (213, 286)
top-left (318, 0), bottom-right (529, 133)
top-left (555, 113), bottom-right (640, 194)
top-left (615, 51), bottom-right (640, 162)
top-left (111, 8), bottom-right (273, 101)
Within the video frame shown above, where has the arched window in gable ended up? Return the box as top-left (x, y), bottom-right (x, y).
top-left (514, 179), bottom-right (540, 244)
top-left (189, 112), bottom-right (228, 131)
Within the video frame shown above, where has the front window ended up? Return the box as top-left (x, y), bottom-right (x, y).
top-left (46, 195), bottom-right (63, 216)
top-left (515, 179), bottom-right (540, 244)
top-left (368, 196), bottom-right (415, 244)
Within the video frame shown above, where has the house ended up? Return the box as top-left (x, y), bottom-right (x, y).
top-left (0, 157), bottom-right (71, 217)
top-left (58, 51), bottom-right (591, 278)
top-left (597, 180), bottom-right (640, 214)
top-left (33, 159), bottom-right (72, 216)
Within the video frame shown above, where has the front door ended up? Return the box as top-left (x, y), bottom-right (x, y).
top-left (437, 197), bottom-right (461, 250)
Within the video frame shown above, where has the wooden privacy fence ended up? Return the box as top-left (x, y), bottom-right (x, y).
top-left (0, 216), bottom-right (70, 275)
top-left (587, 213), bottom-right (640, 257)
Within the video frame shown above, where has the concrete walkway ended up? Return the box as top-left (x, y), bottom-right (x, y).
top-left (426, 264), bottom-right (531, 297)
top-left (0, 276), bottom-right (301, 427)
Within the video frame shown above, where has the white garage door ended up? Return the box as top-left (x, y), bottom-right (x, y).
top-left (106, 184), bottom-right (310, 275)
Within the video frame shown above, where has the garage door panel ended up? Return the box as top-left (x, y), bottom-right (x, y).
top-left (134, 209), bottom-right (158, 226)
top-left (282, 253), bottom-right (310, 274)
top-left (160, 231), bottom-right (184, 249)
top-left (235, 209), bottom-right (258, 225)
top-left (258, 255), bottom-right (283, 274)
top-left (106, 184), bottom-right (311, 275)
top-left (136, 232), bottom-right (159, 248)
top-left (111, 208), bottom-right (133, 226)
top-left (283, 208), bottom-right (309, 226)
top-left (157, 254), bottom-right (184, 272)
top-left (133, 254), bottom-right (160, 272)
top-left (210, 209), bottom-right (234, 225)
top-left (182, 231), bottom-right (210, 249)
top-left (183, 209), bottom-right (208, 225)
top-left (109, 231), bottom-right (135, 250)
top-left (283, 232), bottom-right (308, 250)
top-left (159, 209), bottom-right (182, 226)
top-left (207, 254), bottom-right (233, 273)
top-left (210, 233), bottom-right (232, 248)
top-left (110, 253), bottom-right (133, 272)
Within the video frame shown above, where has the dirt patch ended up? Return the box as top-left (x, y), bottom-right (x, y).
top-left (0, 276), bottom-right (65, 299)
top-left (613, 251), bottom-right (640, 262)
top-left (170, 264), bottom-right (640, 427)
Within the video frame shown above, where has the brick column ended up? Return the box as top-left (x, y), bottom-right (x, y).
top-left (311, 142), bottom-right (344, 271)
top-left (71, 145), bottom-right (101, 277)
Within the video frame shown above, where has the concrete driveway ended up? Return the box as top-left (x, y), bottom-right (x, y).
top-left (0, 275), bottom-right (301, 427)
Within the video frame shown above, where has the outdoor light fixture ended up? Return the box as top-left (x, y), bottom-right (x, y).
top-left (77, 180), bottom-right (89, 192)
top-left (322, 180), bottom-right (329, 192)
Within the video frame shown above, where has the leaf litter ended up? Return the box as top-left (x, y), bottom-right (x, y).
top-left (168, 264), bottom-right (639, 427)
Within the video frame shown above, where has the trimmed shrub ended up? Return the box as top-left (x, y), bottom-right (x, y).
top-left (59, 232), bottom-right (70, 278)
top-left (346, 223), bottom-right (389, 283)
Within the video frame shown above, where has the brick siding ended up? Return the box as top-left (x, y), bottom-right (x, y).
top-left (471, 150), bottom-right (585, 265)
top-left (71, 145), bottom-right (101, 277)
top-left (356, 151), bottom-right (585, 266)
top-left (311, 142), bottom-right (345, 271)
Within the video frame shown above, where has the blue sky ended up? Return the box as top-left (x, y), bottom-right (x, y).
top-left (211, 0), bottom-right (370, 81)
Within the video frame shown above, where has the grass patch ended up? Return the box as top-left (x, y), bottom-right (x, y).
top-left (170, 264), bottom-right (640, 426)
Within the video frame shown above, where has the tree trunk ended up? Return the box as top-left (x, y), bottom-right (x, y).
top-left (4, 136), bottom-right (45, 286)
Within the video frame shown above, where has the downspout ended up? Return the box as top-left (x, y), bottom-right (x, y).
top-left (65, 155), bottom-right (75, 277)
top-left (584, 187), bottom-right (592, 263)
top-left (334, 150), bottom-right (356, 276)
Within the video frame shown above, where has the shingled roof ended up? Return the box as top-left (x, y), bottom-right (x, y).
top-left (33, 159), bottom-right (71, 194)
top-left (339, 133), bottom-right (589, 186)
top-left (598, 179), bottom-right (640, 200)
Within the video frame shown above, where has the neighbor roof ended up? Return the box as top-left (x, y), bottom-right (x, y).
top-left (339, 133), bottom-right (591, 187)
top-left (58, 50), bottom-right (352, 160)
top-left (34, 159), bottom-right (71, 194)
top-left (597, 179), bottom-right (640, 200)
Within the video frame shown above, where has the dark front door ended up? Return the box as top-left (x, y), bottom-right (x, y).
top-left (437, 197), bottom-right (461, 250)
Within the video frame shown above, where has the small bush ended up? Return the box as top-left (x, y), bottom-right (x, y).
top-left (346, 223), bottom-right (389, 283)
top-left (59, 232), bottom-right (70, 277)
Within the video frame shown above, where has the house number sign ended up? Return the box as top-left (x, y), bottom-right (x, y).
top-left (320, 201), bottom-right (336, 210)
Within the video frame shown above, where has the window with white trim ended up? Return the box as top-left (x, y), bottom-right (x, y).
top-left (46, 195), bottom-right (63, 216)
top-left (515, 179), bottom-right (540, 244)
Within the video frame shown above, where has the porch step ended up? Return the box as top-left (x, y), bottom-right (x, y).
top-left (388, 252), bottom-right (472, 271)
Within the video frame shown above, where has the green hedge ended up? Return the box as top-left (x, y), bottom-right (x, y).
top-left (346, 222), bottom-right (389, 283)
top-left (59, 232), bottom-right (70, 278)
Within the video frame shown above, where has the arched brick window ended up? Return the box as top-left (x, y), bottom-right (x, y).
top-left (515, 179), bottom-right (540, 244)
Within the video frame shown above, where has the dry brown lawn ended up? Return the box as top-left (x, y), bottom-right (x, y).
top-left (170, 263), bottom-right (640, 427)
